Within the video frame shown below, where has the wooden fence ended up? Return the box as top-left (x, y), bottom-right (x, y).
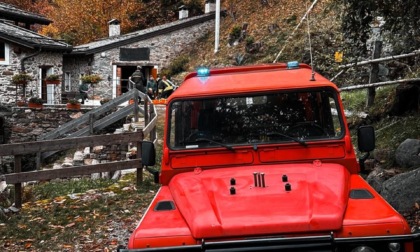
top-left (0, 132), bottom-right (145, 208)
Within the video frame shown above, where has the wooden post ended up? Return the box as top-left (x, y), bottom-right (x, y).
top-left (134, 91), bottom-right (139, 123)
top-left (36, 152), bottom-right (41, 170)
top-left (136, 140), bottom-right (143, 186)
top-left (367, 40), bottom-right (383, 107)
top-left (89, 113), bottom-right (95, 134)
top-left (14, 155), bottom-right (22, 208)
top-left (144, 99), bottom-right (149, 125)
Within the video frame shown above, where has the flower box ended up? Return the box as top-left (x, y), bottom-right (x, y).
top-left (46, 80), bottom-right (60, 85)
top-left (45, 74), bottom-right (61, 85)
top-left (28, 102), bottom-right (43, 109)
top-left (66, 103), bottom-right (81, 110)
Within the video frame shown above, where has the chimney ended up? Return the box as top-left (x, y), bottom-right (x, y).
top-left (108, 19), bottom-right (120, 37)
top-left (205, 0), bottom-right (216, 13)
top-left (178, 5), bottom-right (189, 19)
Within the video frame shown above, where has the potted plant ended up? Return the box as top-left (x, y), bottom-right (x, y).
top-left (66, 99), bottom-right (81, 110)
top-left (81, 74), bottom-right (102, 84)
top-left (28, 97), bottom-right (43, 109)
top-left (100, 98), bottom-right (110, 105)
top-left (11, 73), bottom-right (33, 85)
top-left (45, 74), bottom-right (61, 84)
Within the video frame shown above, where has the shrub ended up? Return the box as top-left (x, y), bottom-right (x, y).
top-left (28, 97), bottom-right (43, 104)
top-left (81, 74), bottom-right (102, 84)
top-left (168, 55), bottom-right (189, 76)
top-left (11, 73), bottom-right (33, 84)
top-left (67, 99), bottom-right (80, 105)
top-left (46, 74), bottom-right (60, 81)
top-left (229, 25), bottom-right (242, 41)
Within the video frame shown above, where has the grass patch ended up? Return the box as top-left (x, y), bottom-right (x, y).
top-left (0, 109), bottom-right (167, 251)
top-left (1, 173), bottom-right (159, 251)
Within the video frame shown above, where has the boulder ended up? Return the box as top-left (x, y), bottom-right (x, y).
top-left (395, 139), bottom-right (420, 169)
top-left (366, 166), bottom-right (386, 193)
top-left (380, 168), bottom-right (420, 213)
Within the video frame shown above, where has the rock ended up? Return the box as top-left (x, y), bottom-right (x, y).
top-left (380, 168), bottom-right (420, 213)
top-left (9, 206), bottom-right (20, 213)
top-left (73, 151), bottom-right (84, 161)
top-left (0, 181), bottom-right (6, 192)
top-left (366, 166), bottom-right (386, 193)
top-left (93, 146), bottom-right (104, 154)
top-left (52, 163), bottom-right (62, 169)
top-left (389, 84), bottom-right (419, 116)
top-left (395, 139), bottom-right (420, 169)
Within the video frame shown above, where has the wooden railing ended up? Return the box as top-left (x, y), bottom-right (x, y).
top-left (0, 132), bottom-right (145, 208)
top-left (0, 88), bottom-right (159, 208)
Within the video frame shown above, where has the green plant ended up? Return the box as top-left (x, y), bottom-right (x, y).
top-left (67, 99), bottom-right (80, 105)
top-left (245, 36), bottom-right (255, 47)
top-left (46, 74), bottom-right (60, 81)
top-left (81, 74), bottom-right (102, 84)
top-left (11, 73), bottom-right (33, 84)
top-left (168, 55), bottom-right (189, 76)
top-left (28, 97), bottom-right (43, 104)
top-left (229, 25), bottom-right (242, 41)
top-left (100, 98), bottom-right (110, 104)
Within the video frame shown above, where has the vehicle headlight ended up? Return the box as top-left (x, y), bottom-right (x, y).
top-left (388, 242), bottom-right (401, 252)
top-left (351, 246), bottom-right (376, 252)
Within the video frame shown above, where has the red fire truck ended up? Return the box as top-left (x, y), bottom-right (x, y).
top-left (121, 62), bottom-right (420, 252)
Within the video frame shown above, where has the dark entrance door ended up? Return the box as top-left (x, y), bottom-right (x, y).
top-left (118, 65), bottom-right (153, 96)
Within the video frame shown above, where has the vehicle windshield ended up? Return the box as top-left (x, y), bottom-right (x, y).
top-left (168, 89), bottom-right (344, 149)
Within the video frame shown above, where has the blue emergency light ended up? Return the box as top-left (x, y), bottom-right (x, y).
top-left (287, 61), bottom-right (299, 69)
top-left (197, 66), bottom-right (210, 77)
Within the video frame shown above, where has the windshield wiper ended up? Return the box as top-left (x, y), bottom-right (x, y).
top-left (266, 132), bottom-right (307, 146)
top-left (195, 138), bottom-right (235, 151)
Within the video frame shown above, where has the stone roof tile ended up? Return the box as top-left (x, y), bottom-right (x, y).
top-left (0, 3), bottom-right (51, 25)
top-left (72, 12), bottom-right (216, 55)
top-left (0, 20), bottom-right (71, 51)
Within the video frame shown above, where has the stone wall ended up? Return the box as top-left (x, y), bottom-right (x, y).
top-left (0, 44), bottom-right (64, 106)
top-left (64, 19), bottom-right (215, 100)
top-left (0, 106), bottom-right (130, 174)
top-left (6, 106), bottom-right (90, 143)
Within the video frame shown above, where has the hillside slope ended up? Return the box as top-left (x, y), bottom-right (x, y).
top-left (179, 0), bottom-right (342, 80)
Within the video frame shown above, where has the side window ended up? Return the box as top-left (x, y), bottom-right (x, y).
top-left (329, 96), bottom-right (343, 137)
top-left (0, 42), bottom-right (10, 65)
top-left (65, 72), bottom-right (71, 91)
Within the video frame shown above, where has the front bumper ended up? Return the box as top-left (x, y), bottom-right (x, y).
top-left (119, 232), bottom-right (420, 252)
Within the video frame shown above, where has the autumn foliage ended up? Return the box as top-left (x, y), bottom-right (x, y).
top-left (38, 0), bottom-right (143, 45)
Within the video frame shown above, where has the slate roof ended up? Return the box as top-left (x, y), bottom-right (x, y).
top-left (0, 20), bottom-right (72, 52)
top-left (70, 12), bottom-right (217, 56)
top-left (0, 3), bottom-right (51, 25)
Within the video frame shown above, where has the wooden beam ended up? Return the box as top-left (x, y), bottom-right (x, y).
top-left (4, 159), bottom-right (142, 184)
top-left (14, 155), bottom-right (22, 208)
top-left (0, 132), bottom-right (143, 156)
top-left (338, 49), bottom-right (420, 69)
top-left (339, 78), bottom-right (420, 91)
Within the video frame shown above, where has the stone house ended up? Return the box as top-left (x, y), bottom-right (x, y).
top-left (63, 3), bottom-right (217, 101)
top-left (0, 3), bottom-right (72, 106)
top-left (1, 2), bottom-right (218, 106)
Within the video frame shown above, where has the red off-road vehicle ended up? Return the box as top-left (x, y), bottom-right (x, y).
top-left (122, 63), bottom-right (420, 252)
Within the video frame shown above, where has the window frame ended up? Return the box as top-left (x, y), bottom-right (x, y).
top-left (0, 42), bottom-right (10, 65)
top-left (167, 87), bottom-right (346, 150)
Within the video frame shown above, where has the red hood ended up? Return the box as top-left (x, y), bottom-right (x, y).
top-left (169, 162), bottom-right (350, 239)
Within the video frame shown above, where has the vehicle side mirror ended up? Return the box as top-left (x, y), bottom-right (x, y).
top-left (141, 141), bottom-right (156, 166)
top-left (357, 125), bottom-right (375, 152)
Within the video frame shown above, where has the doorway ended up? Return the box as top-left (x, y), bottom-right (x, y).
top-left (117, 65), bottom-right (155, 96)
top-left (39, 67), bottom-right (54, 104)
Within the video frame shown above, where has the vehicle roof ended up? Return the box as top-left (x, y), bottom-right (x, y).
top-left (169, 63), bottom-right (338, 101)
